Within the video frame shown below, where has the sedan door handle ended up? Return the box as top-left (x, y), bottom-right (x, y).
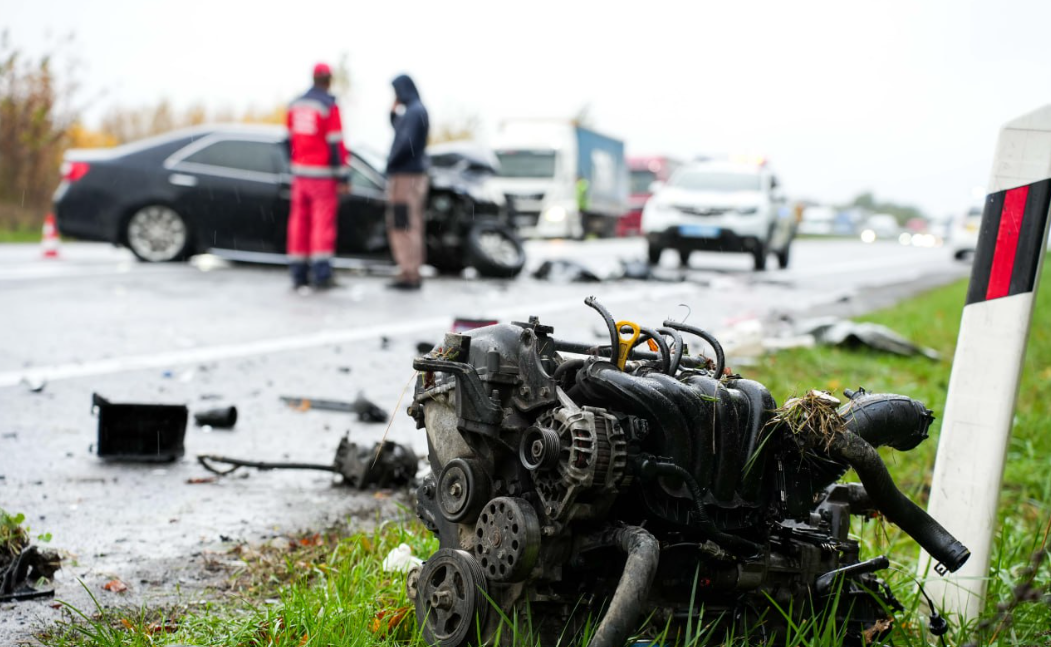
top-left (169, 173), bottom-right (198, 187)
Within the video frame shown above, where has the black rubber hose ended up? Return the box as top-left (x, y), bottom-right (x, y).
top-left (587, 525), bottom-right (660, 647)
top-left (824, 432), bottom-right (970, 572)
top-left (648, 460), bottom-right (760, 559)
top-left (632, 325), bottom-right (671, 375)
top-left (656, 326), bottom-right (684, 375)
top-left (552, 358), bottom-right (586, 384)
top-left (585, 296), bottom-right (620, 368)
top-left (574, 362), bottom-right (693, 470)
top-left (811, 392), bottom-right (936, 491)
top-left (664, 320), bottom-right (726, 378)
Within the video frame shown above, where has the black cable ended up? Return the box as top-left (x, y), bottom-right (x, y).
top-left (632, 325), bottom-right (671, 375)
top-left (197, 454), bottom-right (334, 476)
top-left (656, 326), bottom-right (684, 375)
top-left (663, 320), bottom-right (726, 378)
top-left (887, 566), bottom-right (951, 640)
top-left (585, 296), bottom-right (620, 368)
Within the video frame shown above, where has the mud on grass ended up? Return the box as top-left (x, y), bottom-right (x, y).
top-left (36, 519), bottom-right (438, 647)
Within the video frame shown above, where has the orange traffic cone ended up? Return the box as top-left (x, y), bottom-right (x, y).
top-left (41, 213), bottom-right (60, 259)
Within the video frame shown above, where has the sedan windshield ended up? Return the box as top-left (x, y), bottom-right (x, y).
top-left (670, 170), bottom-right (761, 192)
top-left (495, 150), bottom-right (556, 178)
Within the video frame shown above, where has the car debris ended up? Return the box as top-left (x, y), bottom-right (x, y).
top-left (1, 536), bottom-right (61, 603)
top-left (197, 436), bottom-right (417, 490)
top-left (717, 316), bottom-right (941, 361)
top-left (532, 259), bottom-right (602, 283)
top-left (404, 297), bottom-right (968, 647)
top-left (193, 406), bottom-right (238, 429)
top-left (92, 393), bottom-right (187, 462)
top-left (280, 393), bottom-right (388, 423)
top-left (451, 317), bottom-right (500, 333)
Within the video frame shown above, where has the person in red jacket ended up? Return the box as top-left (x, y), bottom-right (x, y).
top-left (286, 63), bottom-right (349, 290)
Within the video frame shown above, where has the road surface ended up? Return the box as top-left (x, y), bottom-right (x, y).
top-left (0, 238), bottom-right (969, 641)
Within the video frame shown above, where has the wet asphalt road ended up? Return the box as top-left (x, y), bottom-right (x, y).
top-left (0, 238), bottom-right (970, 641)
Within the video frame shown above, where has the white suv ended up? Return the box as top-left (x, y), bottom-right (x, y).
top-left (641, 160), bottom-right (795, 270)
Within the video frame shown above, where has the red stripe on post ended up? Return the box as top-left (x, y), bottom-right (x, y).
top-left (985, 185), bottom-right (1029, 300)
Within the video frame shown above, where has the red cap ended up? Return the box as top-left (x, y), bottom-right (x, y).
top-left (313, 63), bottom-right (332, 77)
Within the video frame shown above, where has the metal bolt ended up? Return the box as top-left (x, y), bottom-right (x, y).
top-left (541, 526), bottom-right (556, 537)
top-left (431, 588), bottom-right (454, 610)
top-left (448, 482), bottom-right (463, 499)
top-left (491, 529), bottom-right (502, 547)
top-left (531, 439), bottom-right (545, 459)
top-left (519, 385), bottom-right (531, 397)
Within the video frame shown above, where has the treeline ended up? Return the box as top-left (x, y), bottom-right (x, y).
top-left (0, 35), bottom-right (283, 233)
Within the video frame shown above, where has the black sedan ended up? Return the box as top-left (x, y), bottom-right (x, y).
top-left (54, 125), bottom-right (525, 278)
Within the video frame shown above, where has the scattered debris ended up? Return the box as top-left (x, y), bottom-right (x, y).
top-left (93, 393), bottom-right (187, 462)
top-left (280, 394), bottom-right (388, 423)
top-left (805, 318), bottom-right (940, 360)
top-left (382, 543), bottom-right (424, 572)
top-left (197, 436), bottom-right (417, 490)
top-left (186, 476), bottom-right (219, 485)
top-left (0, 545), bottom-right (61, 602)
top-left (193, 406), bottom-right (238, 429)
top-left (533, 259), bottom-right (602, 283)
top-left (451, 317), bottom-right (500, 333)
top-left (416, 341), bottom-right (435, 355)
top-left (19, 376), bottom-right (46, 393)
top-left (102, 578), bottom-right (128, 593)
top-left (380, 336), bottom-right (391, 350)
top-left (337, 366), bottom-right (352, 374)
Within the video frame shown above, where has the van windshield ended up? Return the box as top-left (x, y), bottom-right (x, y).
top-left (670, 170), bottom-right (761, 192)
top-left (495, 150), bottom-right (556, 178)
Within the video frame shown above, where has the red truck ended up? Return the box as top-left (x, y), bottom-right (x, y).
top-left (617, 156), bottom-right (682, 237)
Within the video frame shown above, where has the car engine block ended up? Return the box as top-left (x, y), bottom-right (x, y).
top-left (406, 297), bottom-right (969, 647)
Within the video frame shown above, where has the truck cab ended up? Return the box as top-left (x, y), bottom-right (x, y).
top-left (488, 120), bottom-right (627, 239)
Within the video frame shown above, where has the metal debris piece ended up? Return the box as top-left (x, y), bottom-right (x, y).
top-left (0, 545), bottom-right (61, 602)
top-left (93, 393), bottom-right (187, 462)
top-left (193, 406), bottom-right (237, 429)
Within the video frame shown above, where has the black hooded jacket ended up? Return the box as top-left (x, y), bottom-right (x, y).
top-left (387, 74), bottom-right (430, 175)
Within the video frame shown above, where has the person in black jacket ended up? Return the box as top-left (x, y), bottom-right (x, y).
top-left (386, 74), bottom-right (430, 290)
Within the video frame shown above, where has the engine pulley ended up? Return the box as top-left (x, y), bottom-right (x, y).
top-left (437, 458), bottom-right (489, 523)
top-left (412, 549), bottom-right (489, 647)
top-left (473, 497), bottom-right (541, 582)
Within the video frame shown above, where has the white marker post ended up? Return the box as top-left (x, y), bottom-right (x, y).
top-left (919, 105), bottom-right (1051, 618)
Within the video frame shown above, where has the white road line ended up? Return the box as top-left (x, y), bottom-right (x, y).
top-left (0, 283), bottom-right (696, 388)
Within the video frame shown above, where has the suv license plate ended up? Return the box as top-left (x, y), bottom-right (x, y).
top-left (680, 225), bottom-right (721, 238)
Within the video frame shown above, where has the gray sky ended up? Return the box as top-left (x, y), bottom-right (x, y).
top-left (7, 0), bottom-right (1051, 217)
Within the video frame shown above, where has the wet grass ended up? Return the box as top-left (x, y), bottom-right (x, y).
top-left (0, 227), bottom-right (42, 243)
top-left (34, 260), bottom-right (1051, 646)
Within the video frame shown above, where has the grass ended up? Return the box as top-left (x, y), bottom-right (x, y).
top-left (33, 260), bottom-right (1051, 646)
top-left (0, 227), bottom-right (43, 243)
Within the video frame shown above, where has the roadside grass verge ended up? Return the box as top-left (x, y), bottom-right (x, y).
top-left (0, 227), bottom-right (43, 243)
top-left (35, 260), bottom-right (1051, 646)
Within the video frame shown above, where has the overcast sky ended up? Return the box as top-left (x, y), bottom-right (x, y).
top-left (7, 0), bottom-right (1051, 216)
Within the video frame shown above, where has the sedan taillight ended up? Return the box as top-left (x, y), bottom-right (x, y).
top-left (60, 161), bottom-right (91, 182)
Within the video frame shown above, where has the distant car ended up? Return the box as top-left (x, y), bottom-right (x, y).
top-left (951, 207), bottom-right (983, 260)
top-left (641, 160), bottom-right (795, 270)
top-left (859, 213), bottom-right (900, 242)
top-left (617, 156), bottom-right (681, 237)
top-left (54, 125), bottom-right (525, 278)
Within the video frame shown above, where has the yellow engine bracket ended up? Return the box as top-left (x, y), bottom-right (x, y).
top-left (615, 321), bottom-right (641, 370)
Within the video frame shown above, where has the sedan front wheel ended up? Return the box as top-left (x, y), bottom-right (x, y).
top-left (125, 205), bottom-right (191, 262)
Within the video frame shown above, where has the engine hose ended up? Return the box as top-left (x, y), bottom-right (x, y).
top-left (648, 460), bottom-right (760, 559)
top-left (585, 296), bottom-right (620, 368)
top-left (824, 431), bottom-right (970, 572)
top-left (664, 320), bottom-right (726, 378)
top-left (632, 325), bottom-right (671, 375)
top-left (811, 392), bottom-right (936, 491)
top-left (574, 362), bottom-right (693, 470)
top-left (587, 525), bottom-right (659, 647)
top-left (552, 358), bottom-right (586, 385)
top-left (656, 326), bottom-right (684, 375)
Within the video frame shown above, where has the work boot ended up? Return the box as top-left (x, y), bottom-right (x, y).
top-left (290, 261), bottom-right (310, 289)
top-left (312, 259), bottom-right (337, 289)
